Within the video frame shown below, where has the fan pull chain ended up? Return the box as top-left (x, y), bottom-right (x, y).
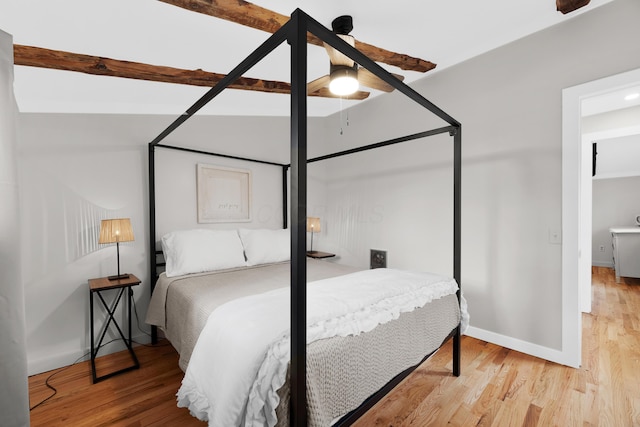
top-left (339, 97), bottom-right (350, 135)
top-left (339, 97), bottom-right (344, 135)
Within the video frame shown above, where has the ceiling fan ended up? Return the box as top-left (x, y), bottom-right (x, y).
top-left (307, 15), bottom-right (405, 97)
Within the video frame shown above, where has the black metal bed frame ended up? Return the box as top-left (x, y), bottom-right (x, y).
top-left (148, 9), bottom-right (461, 427)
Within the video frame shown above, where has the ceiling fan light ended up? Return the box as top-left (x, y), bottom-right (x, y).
top-left (329, 65), bottom-right (359, 96)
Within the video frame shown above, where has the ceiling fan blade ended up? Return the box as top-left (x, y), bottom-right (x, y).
top-left (358, 68), bottom-right (405, 92)
top-left (323, 34), bottom-right (356, 68)
top-left (307, 75), bottom-right (330, 93)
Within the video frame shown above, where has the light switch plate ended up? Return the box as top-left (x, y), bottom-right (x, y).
top-left (370, 249), bottom-right (387, 269)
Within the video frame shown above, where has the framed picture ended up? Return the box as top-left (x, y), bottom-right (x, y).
top-left (196, 164), bottom-right (251, 223)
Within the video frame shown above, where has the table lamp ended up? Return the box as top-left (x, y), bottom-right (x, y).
top-left (99, 218), bottom-right (134, 280)
top-left (306, 217), bottom-right (321, 254)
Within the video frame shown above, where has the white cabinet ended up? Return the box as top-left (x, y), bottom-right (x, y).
top-left (610, 227), bottom-right (640, 282)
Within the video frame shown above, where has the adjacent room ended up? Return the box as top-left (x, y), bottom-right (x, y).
top-left (1, 0), bottom-right (639, 425)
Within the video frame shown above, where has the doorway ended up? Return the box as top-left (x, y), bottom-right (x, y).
top-left (562, 67), bottom-right (640, 368)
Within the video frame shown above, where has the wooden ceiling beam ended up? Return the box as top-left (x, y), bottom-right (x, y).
top-left (556, 0), bottom-right (591, 14)
top-left (158, 0), bottom-right (436, 73)
top-left (13, 45), bottom-right (369, 100)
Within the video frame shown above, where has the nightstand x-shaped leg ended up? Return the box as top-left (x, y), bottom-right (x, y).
top-left (90, 286), bottom-right (140, 383)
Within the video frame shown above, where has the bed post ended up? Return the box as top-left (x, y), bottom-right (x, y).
top-left (282, 165), bottom-right (289, 229)
top-left (148, 143), bottom-right (158, 344)
top-left (289, 10), bottom-right (308, 427)
top-left (452, 125), bottom-right (462, 376)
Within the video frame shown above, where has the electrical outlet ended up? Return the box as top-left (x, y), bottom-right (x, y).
top-left (370, 249), bottom-right (387, 269)
top-left (548, 228), bottom-right (562, 245)
top-left (599, 245), bottom-right (605, 252)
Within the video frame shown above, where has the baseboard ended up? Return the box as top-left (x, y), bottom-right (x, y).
top-left (592, 261), bottom-right (613, 268)
top-left (465, 326), bottom-right (579, 368)
top-left (27, 332), bottom-right (151, 376)
top-left (31, 327), bottom-right (576, 375)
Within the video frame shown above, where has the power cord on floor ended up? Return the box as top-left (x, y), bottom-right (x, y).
top-left (30, 287), bottom-right (171, 411)
top-left (29, 338), bottom-right (119, 411)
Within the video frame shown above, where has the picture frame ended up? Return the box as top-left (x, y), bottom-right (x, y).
top-left (196, 164), bottom-right (251, 223)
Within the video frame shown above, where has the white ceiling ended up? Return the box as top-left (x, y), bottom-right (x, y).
top-left (0, 0), bottom-right (614, 117)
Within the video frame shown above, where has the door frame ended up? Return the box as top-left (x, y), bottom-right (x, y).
top-left (561, 67), bottom-right (640, 368)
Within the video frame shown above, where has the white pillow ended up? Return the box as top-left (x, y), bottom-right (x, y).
top-left (161, 229), bottom-right (246, 277)
top-left (238, 228), bottom-right (290, 266)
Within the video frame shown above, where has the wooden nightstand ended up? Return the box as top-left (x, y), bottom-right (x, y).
top-left (88, 274), bottom-right (141, 383)
top-left (306, 251), bottom-right (335, 259)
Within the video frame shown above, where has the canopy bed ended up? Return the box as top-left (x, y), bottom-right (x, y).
top-left (147, 9), bottom-right (462, 427)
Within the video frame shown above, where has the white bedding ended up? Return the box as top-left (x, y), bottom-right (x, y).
top-left (177, 268), bottom-right (468, 427)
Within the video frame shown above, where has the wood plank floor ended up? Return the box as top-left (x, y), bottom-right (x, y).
top-left (28, 267), bottom-right (640, 426)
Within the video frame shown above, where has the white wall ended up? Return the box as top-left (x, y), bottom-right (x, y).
top-left (593, 134), bottom-right (640, 179)
top-left (18, 113), bottom-right (330, 374)
top-left (318, 0), bottom-right (640, 360)
top-left (318, 132), bottom-right (455, 274)
top-left (583, 106), bottom-right (640, 266)
top-left (584, 107), bottom-right (640, 182)
top-left (154, 148), bottom-right (284, 237)
top-left (152, 115), bottom-right (331, 243)
top-left (592, 176), bottom-right (640, 267)
top-left (19, 114), bottom-right (151, 374)
top-left (0, 28), bottom-right (30, 427)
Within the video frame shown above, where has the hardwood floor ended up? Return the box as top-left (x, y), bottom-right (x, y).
top-left (356, 270), bottom-right (639, 426)
top-left (28, 267), bottom-right (640, 426)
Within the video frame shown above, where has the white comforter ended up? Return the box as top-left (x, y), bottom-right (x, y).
top-left (177, 268), bottom-right (467, 427)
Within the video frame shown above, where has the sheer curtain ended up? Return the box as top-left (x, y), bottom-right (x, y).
top-left (0, 29), bottom-right (29, 426)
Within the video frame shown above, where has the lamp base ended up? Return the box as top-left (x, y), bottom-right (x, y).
top-left (108, 273), bottom-right (130, 281)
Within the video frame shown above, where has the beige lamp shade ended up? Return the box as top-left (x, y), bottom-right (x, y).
top-left (306, 217), bottom-right (321, 233)
top-left (99, 218), bottom-right (134, 244)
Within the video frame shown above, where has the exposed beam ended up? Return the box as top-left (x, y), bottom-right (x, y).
top-left (556, 0), bottom-right (591, 14)
top-left (13, 45), bottom-right (369, 100)
top-left (158, 0), bottom-right (437, 73)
